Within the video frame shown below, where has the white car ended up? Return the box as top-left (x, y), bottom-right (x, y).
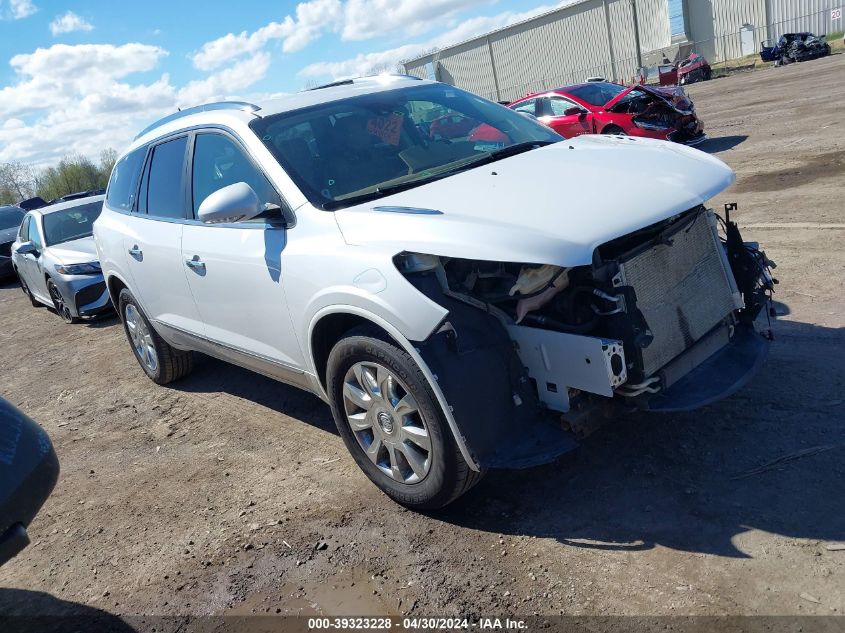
top-left (94, 75), bottom-right (775, 509)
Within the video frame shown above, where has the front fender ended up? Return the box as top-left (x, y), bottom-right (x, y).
top-left (305, 303), bottom-right (480, 471)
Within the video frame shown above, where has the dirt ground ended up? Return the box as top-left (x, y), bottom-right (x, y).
top-left (1, 54), bottom-right (844, 625)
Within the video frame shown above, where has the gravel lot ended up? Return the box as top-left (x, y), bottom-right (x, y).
top-left (1, 54), bottom-right (843, 623)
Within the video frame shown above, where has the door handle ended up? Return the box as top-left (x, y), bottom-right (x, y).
top-left (185, 256), bottom-right (205, 272)
top-left (128, 246), bottom-right (143, 260)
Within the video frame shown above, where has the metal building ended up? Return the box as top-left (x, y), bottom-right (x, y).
top-left (401, 0), bottom-right (842, 101)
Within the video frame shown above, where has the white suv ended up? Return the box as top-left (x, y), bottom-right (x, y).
top-left (94, 75), bottom-right (774, 509)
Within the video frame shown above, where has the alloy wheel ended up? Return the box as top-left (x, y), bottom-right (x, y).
top-left (342, 361), bottom-right (432, 484)
top-left (124, 303), bottom-right (158, 373)
top-left (48, 281), bottom-right (74, 323)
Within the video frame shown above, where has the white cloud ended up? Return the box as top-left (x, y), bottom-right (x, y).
top-left (6, 0), bottom-right (37, 19)
top-left (178, 52), bottom-right (271, 107)
top-left (340, 0), bottom-right (490, 41)
top-left (49, 11), bottom-right (93, 35)
top-left (191, 0), bottom-right (489, 71)
top-left (299, 2), bottom-right (568, 80)
top-left (191, 0), bottom-right (342, 70)
top-left (0, 42), bottom-right (270, 167)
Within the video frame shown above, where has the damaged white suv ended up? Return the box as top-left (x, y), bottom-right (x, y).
top-left (94, 75), bottom-right (775, 509)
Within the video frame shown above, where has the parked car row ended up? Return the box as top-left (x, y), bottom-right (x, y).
top-left (3, 75), bottom-right (776, 510)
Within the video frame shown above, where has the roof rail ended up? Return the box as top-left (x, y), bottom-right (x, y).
top-left (134, 101), bottom-right (262, 140)
top-left (307, 79), bottom-right (355, 91)
top-left (306, 74), bottom-right (424, 91)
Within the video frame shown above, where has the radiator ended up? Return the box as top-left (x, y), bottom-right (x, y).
top-left (617, 210), bottom-right (742, 377)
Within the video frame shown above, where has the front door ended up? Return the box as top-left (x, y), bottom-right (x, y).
top-left (16, 215), bottom-right (49, 301)
top-left (540, 96), bottom-right (592, 137)
top-left (122, 135), bottom-right (205, 336)
top-left (181, 131), bottom-right (304, 370)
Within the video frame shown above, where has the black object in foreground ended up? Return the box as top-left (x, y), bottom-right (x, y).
top-left (0, 398), bottom-right (59, 567)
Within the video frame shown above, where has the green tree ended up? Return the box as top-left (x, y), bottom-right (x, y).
top-left (0, 162), bottom-right (36, 204)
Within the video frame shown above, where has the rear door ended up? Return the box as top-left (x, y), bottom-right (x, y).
top-left (181, 130), bottom-right (304, 369)
top-left (121, 135), bottom-right (205, 335)
top-left (14, 215), bottom-right (44, 300)
top-left (540, 95), bottom-right (592, 137)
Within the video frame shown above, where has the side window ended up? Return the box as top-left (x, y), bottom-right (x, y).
top-left (19, 215), bottom-right (30, 241)
top-left (146, 137), bottom-right (188, 220)
top-left (106, 147), bottom-right (146, 212)
top-left (511, 98), bottom-right (538, 117)
top-left (191, 133), bottom-right (281, 219)
top-left (549, 97), bottom-right (579, 116)
top-left (29, 217), bottom-right (43, 249)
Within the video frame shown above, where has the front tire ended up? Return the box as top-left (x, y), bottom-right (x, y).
top-left (47, 278), bottom-right (78, 324)
top-left (326, 326), bottom-right (483, 509)
top-left (118, 288), bottom-right (193, 385)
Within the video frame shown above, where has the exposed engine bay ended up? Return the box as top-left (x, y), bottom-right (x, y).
top-left (396, 205), bottom-right (776, 421)
top-left (609, 86), bottom-right (703, 143)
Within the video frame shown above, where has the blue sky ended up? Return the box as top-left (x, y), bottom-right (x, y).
top-left (0, 0), bottom-right (570, 166)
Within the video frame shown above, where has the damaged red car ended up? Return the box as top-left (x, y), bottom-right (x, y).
top-left (508, 81), bottom-right (706, 145)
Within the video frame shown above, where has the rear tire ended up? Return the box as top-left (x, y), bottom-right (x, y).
top-left (326, 325), bottom-right (484, 510)
top-left (118, 288), bottom-right (193, 385)
top-left (603, 125), bottom-right (627, 136)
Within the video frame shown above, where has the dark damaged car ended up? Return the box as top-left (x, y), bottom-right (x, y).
top-left (508, 81), bottom-right (705, 145)
top-left (761, 32), bottom-right (831, 65)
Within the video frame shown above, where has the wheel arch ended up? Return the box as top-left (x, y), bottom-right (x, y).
top-left (105, 273), bottom-right (130, 310)
top-left (307, 305), bottom-right (480, 472)
top-left (601, 123), bottom-right (626, 135)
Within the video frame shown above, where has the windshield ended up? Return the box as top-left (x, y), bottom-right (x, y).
top-left (250, 83), bottom-right (561, 209)
top-left (42, 201), bottom-right (103, 246)
top-left (566, 82), bottom-right (627, 106)
top-left (0, 206), bottom-right (24, 231)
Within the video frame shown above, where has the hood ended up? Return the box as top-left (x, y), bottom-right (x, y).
top-left (334, 135), bottom-right (734, 267)
top-left (46, 235), bottom-right (98, 264)
top-left (607, 84), bottom-right (694, 115)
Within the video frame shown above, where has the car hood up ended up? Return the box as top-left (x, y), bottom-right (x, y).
top-left (47, 235), bottom-right (98, 265)
top-left (605, 84), bottom-right (695, 114)
top-left (334, 134), bottom-right (734, 268)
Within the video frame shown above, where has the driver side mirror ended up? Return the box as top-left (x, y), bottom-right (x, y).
top-left (197, 182), bottom-right (264, 225)
top-left (564, 106), bottom-right (587, 116)
top-left (15, 241), bottom-right (38, 256)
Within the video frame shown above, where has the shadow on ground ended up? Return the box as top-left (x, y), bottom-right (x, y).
top-left (438, 318), bottom-right (845, 558)
top-left (701, 135), bottom-right (748, 153)
top-left (0, 588), bottom-right (136, 632)
top-left (171, 355), bottom-right (338, 436)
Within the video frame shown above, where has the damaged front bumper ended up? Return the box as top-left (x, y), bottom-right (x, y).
top-left (401, 206), bottom-right (774, 470)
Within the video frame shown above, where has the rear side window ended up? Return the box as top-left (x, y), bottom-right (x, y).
top-left (145, 137), bottom-right (188, 220)
top-left (106, 147), bottom-right (146, 212)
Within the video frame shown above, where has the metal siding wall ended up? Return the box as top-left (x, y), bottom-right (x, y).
top-left (400, 0), bottom-right (683, 100)
top-left (635, 0), bottom-right (672, 52)
top-left (491, 0), bottom-right (615, 101)
top-left (767, 0), bottom-right (841, 39)
top-left (711, 0), bottom-right (768, 60)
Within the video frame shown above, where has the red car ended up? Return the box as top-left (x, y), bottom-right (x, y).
top-left (659, 53), bottom-right (712, 86)
top-left (508, 81), bottom-right (706, 145)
